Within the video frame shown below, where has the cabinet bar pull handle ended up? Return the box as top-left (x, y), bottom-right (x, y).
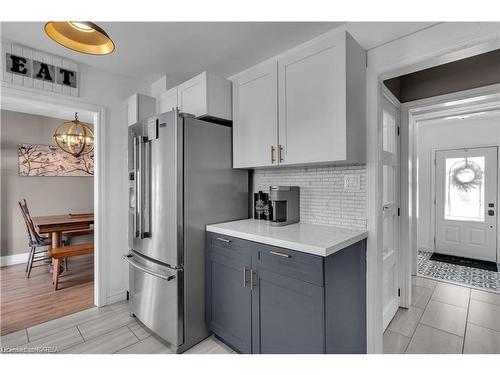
top-left (271, 145), bottom-right (276, 163)
top-left (216, 237), bottom-right (231, 243)
top-left (243, 267), bottom-right (248, 287)
top-left (250, 269), bottom-right (255, 290)
top-left (269, 250), bottom-right (290, 258)
top-left (279, 145), bottom-right (284, 162)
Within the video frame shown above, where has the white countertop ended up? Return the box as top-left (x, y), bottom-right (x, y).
top-left (206, 219), bottom-right (368, 257)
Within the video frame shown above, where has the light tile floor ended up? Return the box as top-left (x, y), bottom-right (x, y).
top-left (0, 300), bottom-right (235, 354)
top-left (3, 277), bottom-right (499, 354)
top-left (384, 276), bottom-right (500, 354)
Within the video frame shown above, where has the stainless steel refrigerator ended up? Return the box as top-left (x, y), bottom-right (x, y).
top-left (124, 109), bottom-right (248, 353)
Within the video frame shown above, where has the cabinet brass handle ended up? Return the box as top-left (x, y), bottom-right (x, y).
top-left (250, 269), bottom-right (255, 290)
top-left (279, 145), bottom-right (284, 162)
top-left (216, 237), bottom-right (231, 243)
top-left (242, 267), bottom-right (248, 287)
top-left (270, 250), bottom-right (290, 258)
top-left (271, 145), bottom-right (276, 163)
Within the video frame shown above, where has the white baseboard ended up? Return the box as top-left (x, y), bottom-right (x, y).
top-left (106, 290), bottom-right (127, 305)
top-left (1, 252), bottom-right (29, 267)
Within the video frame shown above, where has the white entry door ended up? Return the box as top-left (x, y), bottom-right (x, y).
top-left (382, 95), bottom-right (400, 330)
top-left (435, 147), bottom-right (498, 262)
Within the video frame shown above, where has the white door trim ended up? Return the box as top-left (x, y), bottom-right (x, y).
top-left (366, 22), bottom-right (500, 353)
top-left (1, 82), bottom-right (107, 307)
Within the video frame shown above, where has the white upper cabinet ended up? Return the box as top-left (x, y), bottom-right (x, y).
top-left (127, 93), bottom-right (156, 126)
top-left (157, 86), bottom-right (178, 114)
top-left (176, 72), bottom-right (232, 121)
top-left (231, 31), bottom-right (366, 168)
top-left (232, 61), bottom-right (278, 168)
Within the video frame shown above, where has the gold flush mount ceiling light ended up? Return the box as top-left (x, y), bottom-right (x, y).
top-left (45, 22), bottom-right (115, 55)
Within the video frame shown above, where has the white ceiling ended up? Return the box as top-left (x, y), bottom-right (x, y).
top-left (1, 22), bottom-right (437, 87)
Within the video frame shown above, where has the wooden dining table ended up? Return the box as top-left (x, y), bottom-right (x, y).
top-left (32, 213), bottom-right (94, 250)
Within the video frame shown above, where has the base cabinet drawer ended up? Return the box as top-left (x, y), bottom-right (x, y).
top-left (253, 243), bottom-right (324, 286)
top-left (128, 252), bottom-right (183, 347)
top-left (205, 232), bottom-right (367, 354)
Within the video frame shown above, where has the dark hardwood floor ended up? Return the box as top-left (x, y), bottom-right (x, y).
top-left (0, 254), bottom-right (94, 336)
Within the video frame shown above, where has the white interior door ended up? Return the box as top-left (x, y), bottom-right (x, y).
top-left (435, 147), bottom-right (498, 262)
top-left (382, 95), bottom-right (400, 330)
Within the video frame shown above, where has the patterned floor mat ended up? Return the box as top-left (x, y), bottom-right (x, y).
top-left (418, 250), bottom-right (500, 293)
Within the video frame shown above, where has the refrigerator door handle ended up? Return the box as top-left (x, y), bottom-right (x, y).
top-left (137, 136), bottom-right (144, 238)
top-left (143, 139), bottom-right (151, 238)
top-left (133, 137), bottom-right (140, 238)
top-left (123, 254), bottom-right (176, 281)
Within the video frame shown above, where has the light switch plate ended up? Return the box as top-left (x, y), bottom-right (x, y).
top-left (344, 175), bottom-right (361, 190)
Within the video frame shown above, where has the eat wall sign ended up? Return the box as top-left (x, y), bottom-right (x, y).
top-left (2, 42), bottom-right (79, 97)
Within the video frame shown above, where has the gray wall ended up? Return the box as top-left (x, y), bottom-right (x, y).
top-left (1, 110), bottom-right (94, 257)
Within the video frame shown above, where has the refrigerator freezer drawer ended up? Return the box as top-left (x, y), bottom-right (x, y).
top-left (125, 253), bottom-right (184, 347)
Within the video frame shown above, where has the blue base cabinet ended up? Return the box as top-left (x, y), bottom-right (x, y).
top-left (205, 233), bottom-right (252, 353)
top-left (205, 232), bottom-right (366, 354)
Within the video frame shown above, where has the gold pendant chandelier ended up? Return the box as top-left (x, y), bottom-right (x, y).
top-left (53, 112), bottom-right (94, 157)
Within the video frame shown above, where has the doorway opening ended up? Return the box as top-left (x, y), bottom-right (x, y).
top-left (412, 107), bottom-right (500, 293)
top-left (0, 90), bottom-right (103, 336)
top-left (383, 49), bottom-right (500, 305)
top-left (379, 55), bottom-right (500, 355)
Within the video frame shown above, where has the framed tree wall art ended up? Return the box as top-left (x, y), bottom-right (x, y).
top-left (18, 143), bottom-right (94, 177)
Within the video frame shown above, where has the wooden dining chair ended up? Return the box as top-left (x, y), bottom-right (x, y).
top-left (19, 201), bottom-right (52, 278)
top-left (19, 199), bottom-right (69, 277)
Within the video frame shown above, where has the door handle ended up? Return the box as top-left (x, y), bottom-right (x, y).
top-left (216, 237), bottom-right (231, 243)
top-left (143, 139), bottom-right (151, 238)
top-left (250, 269), bottom-right (255, 290)
top-left (271, 145), bottom-right (276, 164)
top-left (137, 137), bottom-right (144, 238)
top-left (134, 137), bottom-right (140, 238)
top-left (269, 250), bottom-right (290, 258)
top-left (123, 254), bottom-right (176, 281)
top-left (279, 145), bottom-right (284, 163)
top-left (488, 209), bottom-right (495, 216)
top-left (242, 267), bottom-right (248, 287)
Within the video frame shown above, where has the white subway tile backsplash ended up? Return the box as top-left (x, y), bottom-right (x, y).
top-left (253, 165), bottom-right (367, 230)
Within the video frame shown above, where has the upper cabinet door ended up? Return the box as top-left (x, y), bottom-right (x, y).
top-left (232, 61), bottom-right (278, 168)
top-left (157, 87), bottom-right (178, 114)
top-left (278, 35), bottom-right (347, 165)
top-left (176, 72), bottom-right (232, 121)
top-left (177, 72), bottom-right (207, 117)
top-left (127, 93), bottom-right (156, 126)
